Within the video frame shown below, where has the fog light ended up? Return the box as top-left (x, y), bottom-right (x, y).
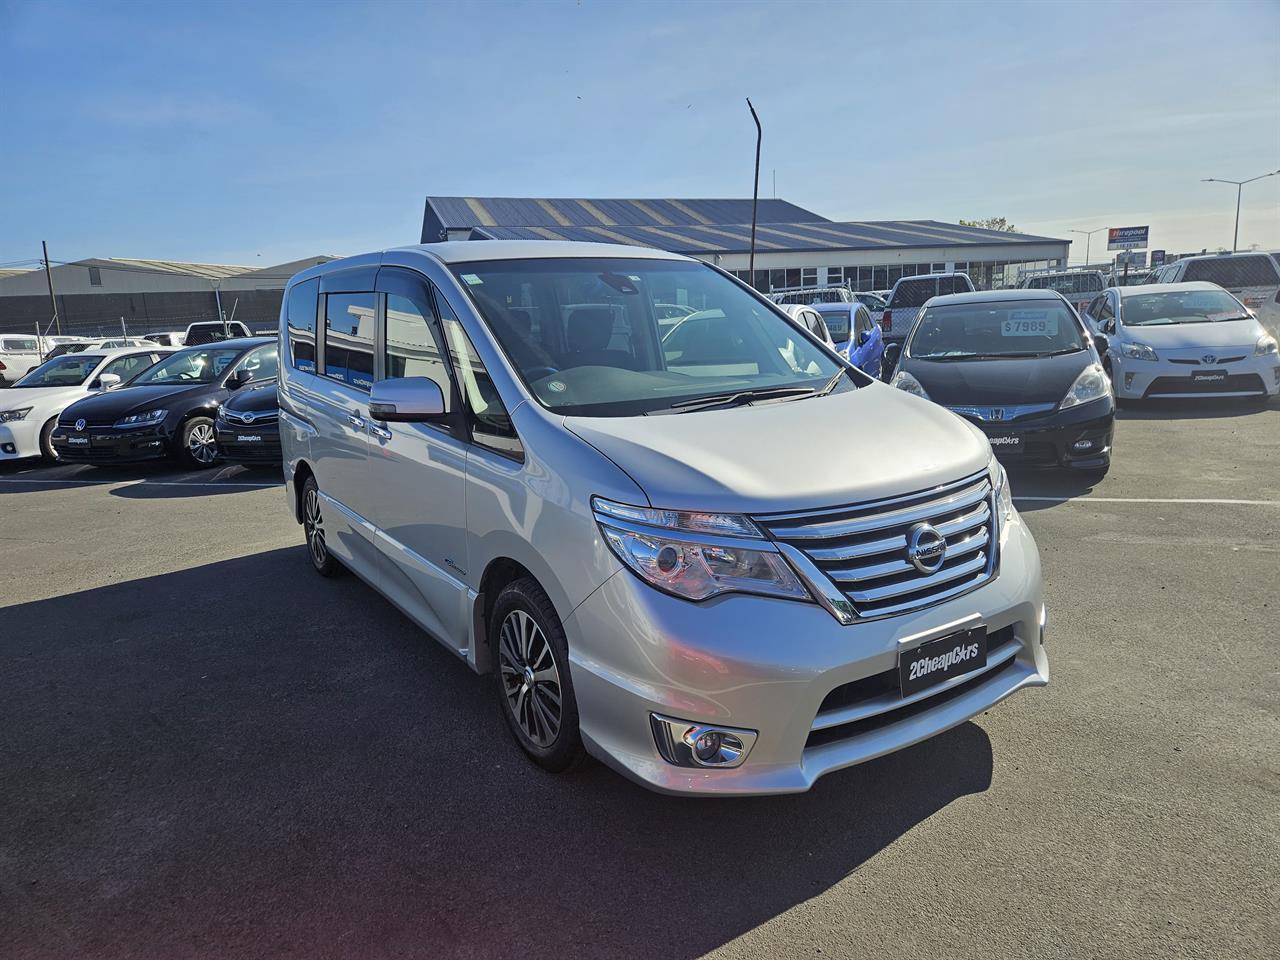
top-left (1124, 373), bottom-right (1136, 389)
top-left (650, 714), bottom-right (757, 769)
top-left (1, 443), bottom-right (14, 454)
top-left (1072, 439), bottom-right (1094, 452)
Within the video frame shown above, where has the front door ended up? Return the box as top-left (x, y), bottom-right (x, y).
top-left (366, 267), bottom-right (471, 652)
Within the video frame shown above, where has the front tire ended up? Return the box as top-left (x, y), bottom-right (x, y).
top-left (492, 577), bottom-right (586, 773)
top-left (39, 417), bottom-right (59, 462)
top-left (301, 476), bottom-right (342, 577)
top-left (178, 416), bottom-right (217, 468)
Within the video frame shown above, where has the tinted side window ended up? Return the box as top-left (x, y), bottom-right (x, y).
top-left (323, 293), bottom-right (375, 391)
top-left (385, 291), bottom-right (454, 414)
top-left (237, 345), bottom-right (279, 381)
top-left (100, 353), bottom-right (155, 382)
top-left (286, 278), bottom-right (319, 372)
top-left (1182, 256), bottom-right (1279, 288)
top-left (436, 294), bottom-right (522, 459)
top-left (1097, 297), bottom-right (1115, 322)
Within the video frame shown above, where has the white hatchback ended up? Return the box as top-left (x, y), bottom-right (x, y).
top-left (0, 347), bottom-right (171, 461)
top-left (1083, 282), bottom-right (1279, 402)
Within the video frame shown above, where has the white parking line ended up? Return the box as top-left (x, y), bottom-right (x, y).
top-left (1014, 496), bottom-right (1280, 506)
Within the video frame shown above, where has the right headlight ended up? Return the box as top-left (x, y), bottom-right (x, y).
top-left (988, 456), bottom-right (1013, 524)
top-left (890, 369), bottom-right (930, 398)
top-left (1060, 363), bottom-right (1112, 409)
top-left (592, 497), bottom-right (811, 602)
top-left (1120, 341), bottom-right (1158, 362)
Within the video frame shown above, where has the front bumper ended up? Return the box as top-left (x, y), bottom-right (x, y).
top-left (564, 511), bottom-right (1047, 795)
top-left (215, 420), bottom-right (281, 463)
top-left (0, 420), bottom-right (41, 460)
top-left (50, 423), bottom-right (172, 462)
top-left (1112, 353), bottom-right (1280, 400)
top-left (956, 398), bottom-right (1114, 471)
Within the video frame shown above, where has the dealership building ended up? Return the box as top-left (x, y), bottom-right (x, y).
top-left (420, 196), bottom-right (1071, 292)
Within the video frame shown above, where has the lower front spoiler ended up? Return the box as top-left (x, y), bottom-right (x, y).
top-left (972, 404), bottom-right (1114, 471)
top-left (50, 425), bottom-right (172, 463)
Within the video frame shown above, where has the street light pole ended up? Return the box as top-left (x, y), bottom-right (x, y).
top-left (1069, 227), bottom-right (1105, 266)
top-left (1201, 169), bottom-right (1280, 252)
top-left (746, 98), bottom-right (762, 290)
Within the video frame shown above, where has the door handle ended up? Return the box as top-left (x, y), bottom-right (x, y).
top-left (347, 413), bottom-right (367, 430)
top-left (370, 424), bottom-right (392, 441)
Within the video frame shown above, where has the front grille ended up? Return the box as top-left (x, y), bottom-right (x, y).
top-left (223, 411), bottom-right (278, 425)
top-left (1168, 356), bottom-right (1246, 366)
top-left (755, 471), bottom-right (997, 620)
top-left (1145, 373), bottom-right (1265, 396)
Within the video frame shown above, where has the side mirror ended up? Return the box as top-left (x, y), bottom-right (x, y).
top-left (857, 329), bottom-right (871, 347)
top-left (227, 369), bottom-right (253, 390)
top-left (369, 376), bottom-right (446, 423)
top-left (883, 342), bottom-right (902, 374)
top-left (97, 373), bottom-right (122, 391)
top-left (1093, 334), bottom-right (1110, 356)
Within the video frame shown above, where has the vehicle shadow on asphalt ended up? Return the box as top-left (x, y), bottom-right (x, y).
top-left (0, 460), bottom-right (278, 497)
top-left (2, 546), bottom-right (994, 960)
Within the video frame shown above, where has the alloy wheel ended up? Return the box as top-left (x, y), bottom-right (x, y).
top-left (304, 488), bottom-right (327, 566)
top-left (188, 422), bottom-right (216, 464)
top-left (498, 609), bottom-right (563, 747)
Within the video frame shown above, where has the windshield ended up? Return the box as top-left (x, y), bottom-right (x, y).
top-left (131, 347), bottom-right (241, 385)
top-left (13, 354), bottom-right (103, 388)
top-left (454, 258), bottom-right (851, 416)
top-left (1121, 289), bottom-right (1250, 326)
top-left (908, 301), bottom-right (1085, 359)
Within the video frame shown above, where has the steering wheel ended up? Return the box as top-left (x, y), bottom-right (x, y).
top-left (526, 366), bottom-right (559, 381)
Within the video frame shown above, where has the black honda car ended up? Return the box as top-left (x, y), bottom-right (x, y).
top-left (53, 338), bottom-right (277, 468)
top-left (890, 289), bottom-right (1115, 477)
top-left (214, 378), bottom-right (280, 466)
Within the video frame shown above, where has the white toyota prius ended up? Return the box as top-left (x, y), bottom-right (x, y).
top-left (0, 346), bottom-right (172, 462)
top-left (1083, 282), bottom-right (1280, 402)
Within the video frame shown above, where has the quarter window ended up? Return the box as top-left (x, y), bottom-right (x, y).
top-left (286, 278), bottom-right (319, 372)
top-left (99, 353), bottom-right (156, 383)
top-left (323, 293), bottom-right (375, 391)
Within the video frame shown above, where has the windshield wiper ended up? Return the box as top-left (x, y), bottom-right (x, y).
top-left (656, 386), bottom-right (817, 414)
top-left (816, 369), bottom-right (846, 396)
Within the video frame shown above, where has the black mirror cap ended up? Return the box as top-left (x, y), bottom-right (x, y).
top-left (1093, 334), bottom-right (1110, 355)
top-left (228, 369), bottom-right (253, 389)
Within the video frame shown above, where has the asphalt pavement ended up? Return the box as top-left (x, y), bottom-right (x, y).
top-left (1, 399), bottom-right (1277, 960)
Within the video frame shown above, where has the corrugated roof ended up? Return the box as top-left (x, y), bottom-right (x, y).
top-left (473, 219), bottom-right (1064, 255)
top-left (0, 268), bottom-right (36, 279)
top-left (92, 258), bottom-right (253, 279)
top-left (427, 196), bottom-right (827, 231)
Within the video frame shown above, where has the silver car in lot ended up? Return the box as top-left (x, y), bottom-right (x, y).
top-left (277, 241), bottom-right (1048, 795)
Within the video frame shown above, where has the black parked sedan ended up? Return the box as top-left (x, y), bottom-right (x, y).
top-left (53, 338), bottom-right (277, 468)
top-left (890, 289), bottom-right (1115, 476)
top-left (215, 378), bottom-right (280, 466)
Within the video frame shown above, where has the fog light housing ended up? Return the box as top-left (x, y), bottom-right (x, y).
top-left (1, 443), bottom-right (14, 454)
top-left (1072, 439), bottom-right (1094, 452)
top-left (650, 714), bottom-right (757, 769)
top-left (1124, 373), bottom-right (1136, 389)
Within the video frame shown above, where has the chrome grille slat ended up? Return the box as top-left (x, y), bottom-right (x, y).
top-left (754, 471), bottom-right (998, 620)
top-left (828, 528), bottom-right (987, 583)
top-left (766, 480), bottom-right (989, 542)
top-left (806, 502), bottom-right (990, 562)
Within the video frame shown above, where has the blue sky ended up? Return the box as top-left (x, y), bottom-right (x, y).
top-left (2, 0), bottom-right (1277, 269)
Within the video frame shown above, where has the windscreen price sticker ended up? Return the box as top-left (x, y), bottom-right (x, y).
top-left (1002, 310), bottom-right (1058, 337)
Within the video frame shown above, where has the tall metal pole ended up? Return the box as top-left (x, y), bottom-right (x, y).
top-left (42, 241), bottom-right (61, 336)
top-left (1233, 183), bottom-right (1242, 253)
top-left (1202, 170), bottom-right (1280, 253)
top-left (747, 98), bottom-right (762, 290)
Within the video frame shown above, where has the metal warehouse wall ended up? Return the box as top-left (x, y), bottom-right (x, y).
top-left (0, 289), bottom-right (283, 338)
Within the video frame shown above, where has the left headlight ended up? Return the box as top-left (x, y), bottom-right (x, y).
top-left (1121, 341), bottom-right (1158, 362)
top-left (0, 406), bottom-right (32, 424)
top-left (114, 408), bottom-right (168, 429)
top-left (1256, 335), bottom-right (1278, 357)
top-left (592, 497), bottom-right (811, 603)
top-left (989, 456), bottom-right (1013, 524)
top-left (1060, 362), bottom-right (1112, 409)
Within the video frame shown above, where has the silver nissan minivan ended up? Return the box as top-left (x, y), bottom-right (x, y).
top-left (278, 241), bottom-right (1048, 795)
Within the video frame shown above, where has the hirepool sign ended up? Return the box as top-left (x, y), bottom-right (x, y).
top-left (1108, 226), bottom-right (1149, 250)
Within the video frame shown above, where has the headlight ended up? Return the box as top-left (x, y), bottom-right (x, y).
top-left (592, 497), bottom-right (810, 602)
top-left (890, 369), bottom-right (930, 399)
top-left (0, 406), bottom-right (32, 423)
top-left (1060, 363), bottom-right (1112, 409)
top-left (1120, 341), bottom-right (1158, 362)
top-left (216, 404), bottom-right (228, 420)
top-left (989, 456), bottom-right (1013, 523)
top-left (1256, 335), bottom-right (1278, 357)
top-left (114, 408), bottom-right (168, 429)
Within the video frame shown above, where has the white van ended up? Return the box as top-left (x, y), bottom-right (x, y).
top-left (1153, 252), bottom-right (1280, 336)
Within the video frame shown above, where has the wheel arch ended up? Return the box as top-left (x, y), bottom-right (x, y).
top-left (291, 458), bottom-right (316, 523)
top-left (471, 557), bottom-right (541, 675)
